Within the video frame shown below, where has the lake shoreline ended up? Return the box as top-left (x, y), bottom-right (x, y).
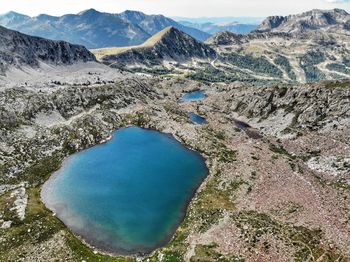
top-left (40, 125), bottom-right (210, 258)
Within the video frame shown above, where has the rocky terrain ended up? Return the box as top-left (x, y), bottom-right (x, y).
top-left (0, 74), bottom-right (349, 261)
top-left (0, 9), bottom-right (210, 48)
top-left (0, 25), bottom-right (96, 74)
top-left (93, 27), bottom-right (216, 68)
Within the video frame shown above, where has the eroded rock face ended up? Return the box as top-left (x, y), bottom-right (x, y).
top-left (228, 84), bottom-right (350, 134)
top-left (0, 26), bottom-right (96, 73)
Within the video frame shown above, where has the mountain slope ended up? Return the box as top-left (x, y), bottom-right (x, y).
top-left (0, 25), bottom-right (96, 73)
top-left (93, 27), bottom-right (216, 67)
top-left (198, 9), bottom-right (350, 83)
top-left (0, 9), bottom-right (210, 48)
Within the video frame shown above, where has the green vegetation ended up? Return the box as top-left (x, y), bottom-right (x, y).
top-left (300, 51), bottom-right (326, 65)
top-left (225, 53), bottom-right (283, 78)
top-left (274, 55), bottom-right (297, 81)
top-left (324, 80), bottom-right (350, 89)
top-left (130, 67), bottom-right (174, 75)
top-left (194, 174), bottom-right (238, 233)
top-left (188, 66), bottom-right (240, 83)
top-left (218, 148), bottom-right (238, 163)
top-left (269, 143), bottom-right (295, 159)
top-left (326, 63), bottom-right (350, 75)
top-left (300, 51), bottom-right (326, 82)
top-left (191, 244), bottom-right (244, 262)
top-left (303, 66), bottom-right (326, 82)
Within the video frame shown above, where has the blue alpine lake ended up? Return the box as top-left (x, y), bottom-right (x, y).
top-left (189, 112), bottom-right (208, 125)
top-left (180, 90), bottom-right (206, 102)
top-left (41, 127), bottom-right (208, 255)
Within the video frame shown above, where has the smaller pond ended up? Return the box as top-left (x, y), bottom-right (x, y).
top-left (233, 119), bottom-right (262, 139)
top-left (234, 119), bottom-right (251, 129)
top-left (179, 90), bottom-right (206, 102)
top-left (189, 112), bottom-right (208, 125)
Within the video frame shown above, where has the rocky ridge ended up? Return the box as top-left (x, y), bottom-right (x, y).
top-left (257, 8), bottom-right (350, 34)
top-left (0, 25), bottom-right (96, 73)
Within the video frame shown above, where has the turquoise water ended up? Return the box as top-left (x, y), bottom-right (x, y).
top-left (180, 90), bottom-right (206, 102)
top-left (189, 112), bottom-right (208, 125)
top-left (41, 127), bottom-right (208, 255)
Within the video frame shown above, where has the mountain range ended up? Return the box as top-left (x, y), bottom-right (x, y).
top-left (178, 21), bottom-right (257, 35)
top-left (98, 8), bottom-right (350, 84)
top-left (172, 16), bottom-right (264, 25)
top-left (0, 9), bottom-right (210, 49)
top-left (1, 8), bottom-right (350, 84)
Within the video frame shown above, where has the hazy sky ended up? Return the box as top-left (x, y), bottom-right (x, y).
top-left (0, 0), bottom-right (349, 17)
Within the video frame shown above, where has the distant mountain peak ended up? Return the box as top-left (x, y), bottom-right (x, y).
top-left (206, 30), bottom-right (244, 45)
top-left (1, 11), bottom-right (30, 19)
top-left (257, 8), bottom-right (350, 33)
top-left (0, 9), bottom-right (210, 48)
top-left (78, 8), bottom-right (100, 16)
top-left (122, 10), bottom-right (146, 15)
top-left (4, 11), bottom-right (22, 16)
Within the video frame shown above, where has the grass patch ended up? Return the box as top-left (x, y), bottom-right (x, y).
top-left (191, 244), bottom-right (244, 262)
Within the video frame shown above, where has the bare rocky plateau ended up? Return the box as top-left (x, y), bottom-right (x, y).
top-left (0, 71), bottom-right (349, 261)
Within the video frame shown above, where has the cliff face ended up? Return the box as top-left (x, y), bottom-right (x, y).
top-left (0, 26), bottom-right (96, 72)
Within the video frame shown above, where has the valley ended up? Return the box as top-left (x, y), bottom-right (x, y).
top-left (0, 75), bottom-right (349, 261)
